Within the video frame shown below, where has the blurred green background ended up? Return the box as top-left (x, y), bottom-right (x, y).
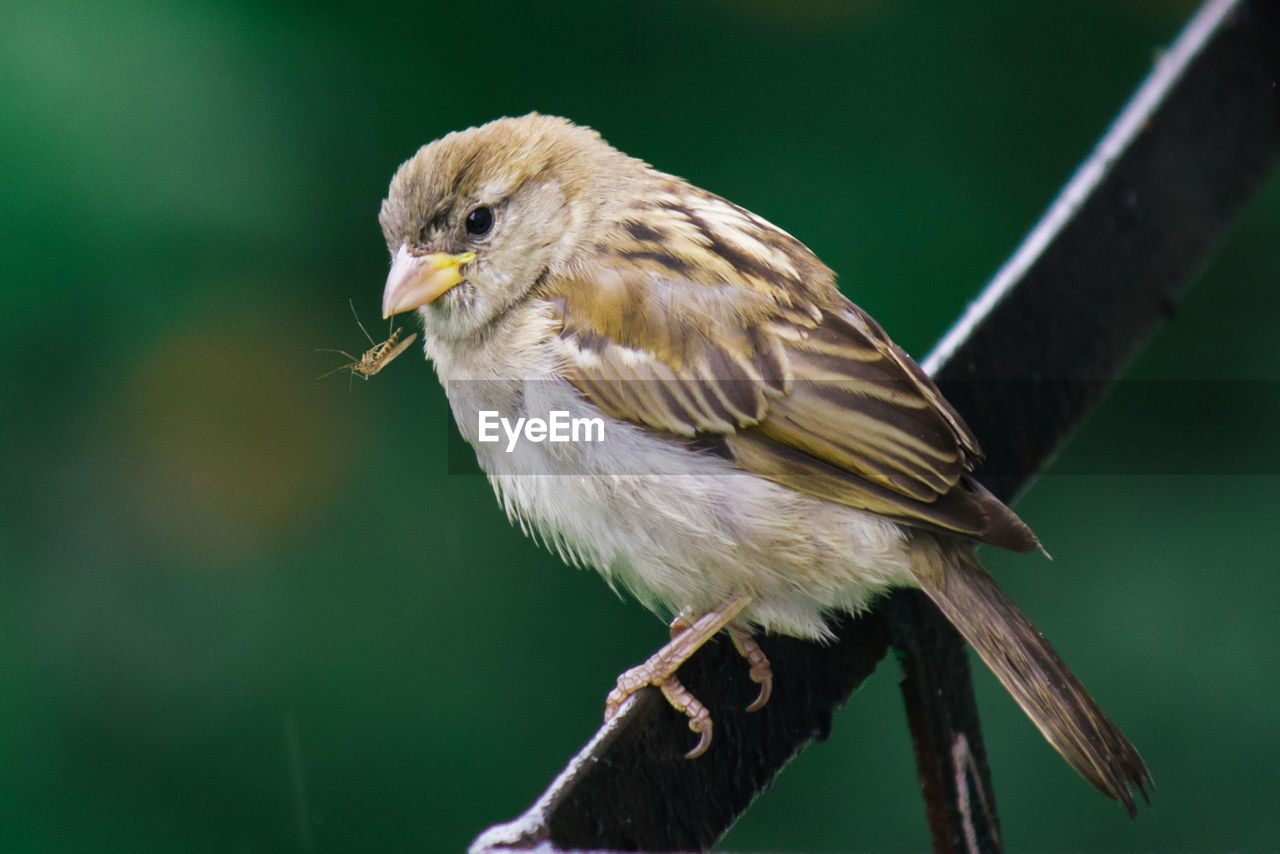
top-left (3, 0), bottom-right (1278, 851)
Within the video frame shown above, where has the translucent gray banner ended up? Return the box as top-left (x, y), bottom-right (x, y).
top-left (442, 379), bottom-right (1279, 476)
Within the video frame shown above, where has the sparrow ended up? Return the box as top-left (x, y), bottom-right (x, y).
top-left (378, 113), bottom-right (1151, 813)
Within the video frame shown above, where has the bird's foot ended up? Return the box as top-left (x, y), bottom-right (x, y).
top-left (603, 594), bottom-right (751, 758)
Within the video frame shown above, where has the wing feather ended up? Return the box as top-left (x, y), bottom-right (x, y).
top-left (537, 187), bottom-right (1036, 551)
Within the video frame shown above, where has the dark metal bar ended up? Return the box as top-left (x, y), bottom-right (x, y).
top-left (881, 592), bottom-right (1002, 854)
top-left (470, 0), bottom-right (1280, 850)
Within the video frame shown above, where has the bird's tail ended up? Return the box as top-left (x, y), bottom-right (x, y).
top-left (908, 536), bottom-right (1152, 816)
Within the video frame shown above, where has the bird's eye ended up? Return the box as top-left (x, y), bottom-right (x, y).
top-left (465, 206), bottom-right (494, 236)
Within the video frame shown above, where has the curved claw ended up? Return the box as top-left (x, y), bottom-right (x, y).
top-left (684, 725), bottom-right (713, 759)
top-left (660, 676), bottom-right (713, 760)
top-left (745, 671), bottom-right (773, 712)
top-left (729, 626), bottom-right (775, 713)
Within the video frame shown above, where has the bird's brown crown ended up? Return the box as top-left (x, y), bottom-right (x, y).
top-left (379, 113), bottom-right (642, 255)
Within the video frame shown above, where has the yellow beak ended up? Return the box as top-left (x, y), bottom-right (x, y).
top-left (382, 245), bottom-right (477, 318)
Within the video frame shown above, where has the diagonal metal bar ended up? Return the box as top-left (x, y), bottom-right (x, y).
top-left (469, 0), bottom-right (1280, 851)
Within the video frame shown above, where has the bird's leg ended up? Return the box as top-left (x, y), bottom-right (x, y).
top-left (728, 624), bottom-right (773, 712)
top-left (604, 593), bottom-right (752, 759)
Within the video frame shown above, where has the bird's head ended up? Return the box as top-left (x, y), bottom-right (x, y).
top-left (378, 113), bottom-right (642, 343)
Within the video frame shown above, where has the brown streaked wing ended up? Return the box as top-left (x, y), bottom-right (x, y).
top-left (539, 189), bottom-right (1035, 550)
top-left (742, 304), bottom-right (1036, 550)
top-left (750, 304), bottom-right (977, 504)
